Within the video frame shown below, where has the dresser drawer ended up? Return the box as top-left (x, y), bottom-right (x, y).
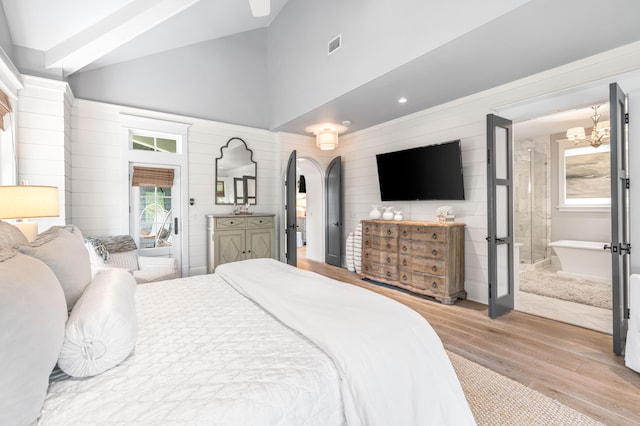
top-left (399, 226), bottom-right (448, 243)
top-left (248, 216), bottom-right (273, 228)
top-left (399, 272), bottom-right (446, 294)
top-left (363, 262), bottom-right (398, 281)
top-left (399, 255), bottom-right (446, 275)
top-left (215, 217), bottom-right (247, 229)
top-left (364, 248), bottom-right (397, 266)
top-left (363, 222), bottom-right (398, 238)
top-left (363, 235), bottom-right (396, 251)
top-left (399, 239), bottom-right (447, 259)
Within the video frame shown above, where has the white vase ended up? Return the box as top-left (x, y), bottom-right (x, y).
top-left (393, 211), bottom-right (403, 221)
top-left (382, 206), bottom-right (394, 220)
top-left (369, 206), bottom-right (382, 219)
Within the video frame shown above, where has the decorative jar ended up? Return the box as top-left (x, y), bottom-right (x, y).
top-left (382, 206), bottom-right (394, 220)
top-left (369, 206), bottom-right (382, 219)
top-left (393, 211), bottom-right (403, 221)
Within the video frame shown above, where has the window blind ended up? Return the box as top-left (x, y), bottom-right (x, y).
top-left (0, 89), bottom-right (12, 131)
top-left (132, 166), bottom-right (174, 187)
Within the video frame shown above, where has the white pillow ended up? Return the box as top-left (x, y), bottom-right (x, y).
top-left (18, 227), bottom-right (92, 309)
top-left (58, 268), bottom-right (138, 378)
top-left (0, 250), bottom-right (67, 426)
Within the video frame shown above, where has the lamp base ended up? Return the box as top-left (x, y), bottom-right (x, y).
top-left (14, 221), bottom-right (38, 242)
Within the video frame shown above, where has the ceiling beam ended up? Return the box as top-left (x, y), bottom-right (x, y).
top-left (45, 0), bottom-right (200, 75)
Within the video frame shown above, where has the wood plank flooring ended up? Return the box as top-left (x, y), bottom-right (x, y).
top-left (298, 257), bottom-right (640, 425)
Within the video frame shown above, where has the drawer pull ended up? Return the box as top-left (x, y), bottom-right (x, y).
top-left (230, 221), bottom-right (234, 224)
top-left (432, 249), bottom-right (438, 256)
top-left (416, 227), bottom-right (421, 232)
top-left (432, 281), bottom-right (438, 289)
top-left (386, 243), bottom-right (391, 249)
top-left (402, 274), bottom-right (407, 280)
top-left (387, 229), bottom-right (392, 235)
top-left (432, 265), bottom-right (438, 272)
top-left (365, 227), bottom-right (370, 232)
top-left (402, 259), bottom-right (407, 266)
top-left (386, 271), bottom-right (392, 277)
top-left (365, 253), bottom-right (369, 259)
top-left (402, 245), bottom-right (407, 251)
top-left (432, 232), bottom-right (438, 240)
top-left (386, 257), bottom-right (391, 263)
top-left (365, 240), bottom-right (370, 246)
top-left (402, 230), bottom-right (408, 237)
top-left (259, 220), bottom-right (263, 223)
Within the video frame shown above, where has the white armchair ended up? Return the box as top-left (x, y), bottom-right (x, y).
top-left (85, 235), bottom-right (178, 284)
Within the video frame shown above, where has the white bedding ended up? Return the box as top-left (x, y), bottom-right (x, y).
top-left (39, 272), bottom-right (345, 425)
top-left (217, 259), bottom-right (475, 426)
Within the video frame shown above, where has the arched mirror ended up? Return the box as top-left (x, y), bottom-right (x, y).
top-left (215, 137), bottom-right (257, 205)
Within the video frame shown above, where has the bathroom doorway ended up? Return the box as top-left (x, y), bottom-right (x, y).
top-left (295, 157), bottom-right (324, 262)
top-left (512, 104), bottom-right (613, 333)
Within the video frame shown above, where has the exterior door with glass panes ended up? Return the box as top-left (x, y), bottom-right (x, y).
top-left (130, 164), bottom-right (182, 270)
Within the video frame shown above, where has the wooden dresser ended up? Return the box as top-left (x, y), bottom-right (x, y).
top-left (361, 220), bottom-right (466, 304)
top-left (206, 214), bottom-right (275, 273)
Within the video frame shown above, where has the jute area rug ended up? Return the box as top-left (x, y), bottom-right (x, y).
top-left (448, 351), bottom-right (603, 425)
top-left (519, 269), bottom-right (611, 310)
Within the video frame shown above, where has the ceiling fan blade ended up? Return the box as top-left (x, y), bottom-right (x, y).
top-left (249, 0), bottom-right (270, 17)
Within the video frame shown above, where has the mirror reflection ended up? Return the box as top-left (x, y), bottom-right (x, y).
top-left (215, 137), bottom-right (257, 205)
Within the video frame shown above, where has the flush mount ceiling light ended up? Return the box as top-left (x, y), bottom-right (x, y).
top-left (566, 105), bottom-right (610, 148)
top-left (398, 97), bottom-right (408, 104)
top-left (249, 0), bottom-right (270, 17)
top-left (305, 123), bottom-right (348, 151)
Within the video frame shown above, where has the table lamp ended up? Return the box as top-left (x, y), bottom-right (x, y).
top-left (0, 185), bottom-right (59, 241)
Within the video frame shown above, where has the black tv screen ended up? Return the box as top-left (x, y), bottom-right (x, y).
top-left (375, 140), bottom-right (465, 201)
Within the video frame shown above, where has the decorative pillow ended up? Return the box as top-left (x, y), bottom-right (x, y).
top-left (0, 250), bottom-right (67, 426)
top-left (58, 268), bottom-right (138, 378)
top-left (0, 220), bottom-right (27, 249)
top-left (18, 227), bottom-right (92, 309)
top-left (108, 250), bottom-right (140, 271)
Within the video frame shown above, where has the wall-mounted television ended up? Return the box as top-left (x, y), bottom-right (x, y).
top-left (375, 140), bottom-right (465, 201)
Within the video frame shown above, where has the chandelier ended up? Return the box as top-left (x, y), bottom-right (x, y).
top-left (565, 105), bottom-right (610, 148)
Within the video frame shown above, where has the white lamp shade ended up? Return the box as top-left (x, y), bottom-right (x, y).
top-left (566, 127), bottom-right (585, 141)
top-left (0, 186), bottom-right (59, 219)
top-left (316, 131), bottom-right (339, 150)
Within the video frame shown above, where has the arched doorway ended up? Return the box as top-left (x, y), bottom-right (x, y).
top-left (296, 157), bottom-right (324, 262)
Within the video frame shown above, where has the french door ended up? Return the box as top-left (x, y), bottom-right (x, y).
top-left (285, 150), bottom-right (297, 266)
top-left (609, 82), bottom-right (631, 355)
top-left (325, 156), bottom-right (342, 266)
top-left (486, 114), bottom-right (515, 318)
top-left (129, 164), bottom-right (182, 274)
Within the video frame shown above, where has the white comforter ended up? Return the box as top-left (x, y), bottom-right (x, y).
top-left (216, 258), bottom-right (475, 426)
top-left (40, 272), bottom-right (344, 425)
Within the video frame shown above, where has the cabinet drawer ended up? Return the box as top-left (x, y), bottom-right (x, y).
top-left (399, 239), bottom-right (447, 259)
top-left (363, 236), bottom-right (395, 251)
top-left (399, 271), bottom-right (446, 294)
top-left (363, 222), bottom-right (398, 238)
top-left (399, 226), bottom-right (448, 243)
top-left (399, 254), bottom-right (446, 275)
top-left (248, 216), bottom-right (273, 228)
top-left (362, 262), bottom-right (398, 281)
top-left (215, 217), bottom-right (247, 229)
top-left (363, 248), bottom-right (397, 267)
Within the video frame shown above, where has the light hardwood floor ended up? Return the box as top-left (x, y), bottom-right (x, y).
top-left (298, 257), bottom-right (640, 425)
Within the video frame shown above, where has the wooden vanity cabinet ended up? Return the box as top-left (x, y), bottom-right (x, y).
top-left (361, 220), bottom-right (465, 304)
top-left (206, 214), bottom-right (275, 273)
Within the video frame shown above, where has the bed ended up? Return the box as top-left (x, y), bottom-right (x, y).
top-left (0, 222), bottom-right (475, 425)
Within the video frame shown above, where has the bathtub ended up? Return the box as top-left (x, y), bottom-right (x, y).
top-left (549, 240), bottom-right (612, 282)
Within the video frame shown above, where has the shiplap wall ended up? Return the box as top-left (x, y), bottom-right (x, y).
top-left (17, 76), bottom-right (73, 233)
top-left (71, 99), bottom-right (278, 276)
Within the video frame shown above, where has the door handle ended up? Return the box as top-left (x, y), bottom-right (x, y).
top-left (174, 217), bottom-right (178, 235)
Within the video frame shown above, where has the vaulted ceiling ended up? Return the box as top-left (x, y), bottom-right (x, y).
top-left (2, 0), bottom-right (640, 136)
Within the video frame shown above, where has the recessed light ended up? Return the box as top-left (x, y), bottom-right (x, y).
top-left (398, 97), bottom-right (407, 104)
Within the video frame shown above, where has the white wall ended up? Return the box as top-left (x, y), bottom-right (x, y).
top-left (71, 99), bottom-right (278, 276)
top-left (336, 41), bottom-right (640, 304)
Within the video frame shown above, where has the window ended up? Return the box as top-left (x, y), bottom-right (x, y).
top-left (558, 141), bottom-right (610, 210)
top-left (132, 134), bottom-right (177, 153)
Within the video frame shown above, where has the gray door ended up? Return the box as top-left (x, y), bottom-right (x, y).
top-left (325, 156), bottom-right (342, 266)
top-left (285, 150), bottom-right (297, 266)
top-left (487, 114), bottom-right (514, 318)
top-left (609, 82), bottom-right (631, 355)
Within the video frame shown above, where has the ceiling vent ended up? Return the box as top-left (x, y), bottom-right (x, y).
top-left (328, 34), bottom-right (341, 55)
